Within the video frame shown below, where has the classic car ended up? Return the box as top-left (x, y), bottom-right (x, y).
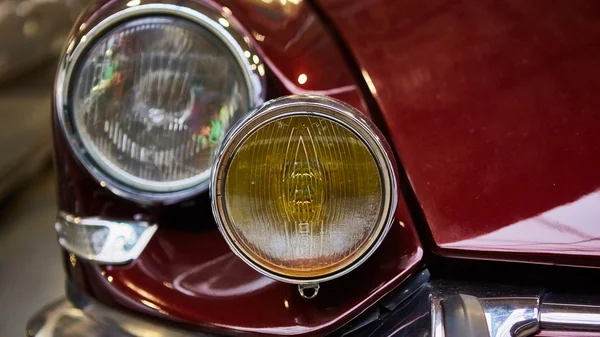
top-left (28, 0), bottom-right (600, 336)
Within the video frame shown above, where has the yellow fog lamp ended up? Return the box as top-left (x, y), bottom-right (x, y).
top-left (211, 95), bottom-right (397, 296)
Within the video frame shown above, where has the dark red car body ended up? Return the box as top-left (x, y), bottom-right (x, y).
top-left (48, 0), bottom-right (600, 336)
top-left (324, 0), bottom-right (600, 266)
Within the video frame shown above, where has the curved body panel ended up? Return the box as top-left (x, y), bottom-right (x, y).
top-left (317, 0), bottom-right (600, 266)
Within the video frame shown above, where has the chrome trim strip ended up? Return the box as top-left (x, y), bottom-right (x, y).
top-left (479, 297), bottom-right (539, 337)
top-left (541, 293), bottom-right (600, 331)
top-left (431, 297), bottom-right (446, 337)
top-left (55, 0), bottom-right (265, 204)
top-left (55, 212), bottom-right (157, 264)
top-left (429, 280), bottom-right (543, 337)
top-left (210, 95), bottom-right (399, 285)
top-left (429, 282), bottom-right (600, 337)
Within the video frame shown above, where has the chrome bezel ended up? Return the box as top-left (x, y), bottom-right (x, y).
top-left (55, 0), bottom-right (265, 204)
top-left (211, 95), bottom-right (398, 284)
top-left (55, 212), bottom-right (158, 264)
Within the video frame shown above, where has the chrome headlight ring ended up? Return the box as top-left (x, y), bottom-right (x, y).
top-left (56, 0), bottom-right (265, 204)
top-left (211, 95), bottom-right (398, 285)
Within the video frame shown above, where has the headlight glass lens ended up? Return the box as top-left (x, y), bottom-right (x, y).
top-left (221, 115), bottom-right (384, 279)
top-left (72, 17), bottom-right (249, 192)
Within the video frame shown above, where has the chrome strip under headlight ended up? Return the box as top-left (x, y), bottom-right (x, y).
top-left (55, 212), bottom-right (157, 264)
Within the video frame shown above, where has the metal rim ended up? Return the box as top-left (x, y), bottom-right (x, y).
top-left (55, 0), bottom-right (265, 204)
top-left (211, 95), bottom-right (398, 284)
top-left (55, 212), bottom-right (158, 264)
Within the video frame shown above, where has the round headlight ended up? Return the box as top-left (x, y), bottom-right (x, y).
top-left (57, 4), bottom-right (264, 202)
top-left (212, 96), bottom-right (397, 284)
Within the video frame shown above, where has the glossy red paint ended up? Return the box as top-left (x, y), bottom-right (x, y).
top-left (69, 205), bottom-right (421, 336)
top-left (54, 0), bottom-right (422, 335)
top-left (317, 0), bottom-right (600, 266)
top-left (216, 0), bottom-right (369, 113)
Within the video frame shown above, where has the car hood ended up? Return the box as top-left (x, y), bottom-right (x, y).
top-left (318, 0), bottom-right (600, 265)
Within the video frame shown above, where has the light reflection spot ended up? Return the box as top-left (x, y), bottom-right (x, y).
top-left (297, 73), bottom-right (307, 85)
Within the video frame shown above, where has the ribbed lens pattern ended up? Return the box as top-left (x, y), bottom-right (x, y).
top-left (224, 116), bottom-right (383, 278)
top-left (72, 17), bottom-right (249, 192)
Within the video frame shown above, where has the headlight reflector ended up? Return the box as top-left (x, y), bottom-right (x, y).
top-left (71, 16), bottom-right (249, 193)
top-left (213, 96), bottom-right (397, 283)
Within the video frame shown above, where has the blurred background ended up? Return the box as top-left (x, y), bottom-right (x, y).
top-left (0, 0), bottom-right (87, 335)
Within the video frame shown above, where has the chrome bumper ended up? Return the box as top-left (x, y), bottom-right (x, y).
top-left (28, 273), bottom-right (600, 337)
top-left (338, 270), bottom-right (600, 337)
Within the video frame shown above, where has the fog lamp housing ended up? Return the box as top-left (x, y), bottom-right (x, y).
top-left (212, 95), bottom-right (397, 285)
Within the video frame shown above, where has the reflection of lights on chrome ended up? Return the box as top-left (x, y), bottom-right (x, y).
top-left (262, 0), bottom-right (273, 3)
top-left (80, 35), bottom-right (87, 43)
top-left (66, 40), bottom-right (75, 54)
top-left (222, 6), bottom-right (232, 15)
top-left (79, 23), bottom-right (87, 31)
top-left (126, 0), bottom-right (141, 7)
top-left (252, 31), bottom-right (265, 42)
top-left (362, 70), bottom-right (377, 95)
top-left (284, 299), bottom-right (289, 309)
top-left (244, 50), bottom-right (251, 58)
top-left (100, 181), bottom-right (107, 187)
top-left (105, 50), bottom-right (113, 57)
top-left (107, 276), bottom-right (113, 282)
top-left (297, 73), bottom-right (307, 85)
top-left (218, 18), bottom-right (230, 27)
top-left (243, 36), bottom-right (250, 44)
top-left (257, 64), bottom-right (265, 76)
top-left (251, 64), bottom-right (257, 71)
top-left (252, 55), bottom-right (260, 64)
